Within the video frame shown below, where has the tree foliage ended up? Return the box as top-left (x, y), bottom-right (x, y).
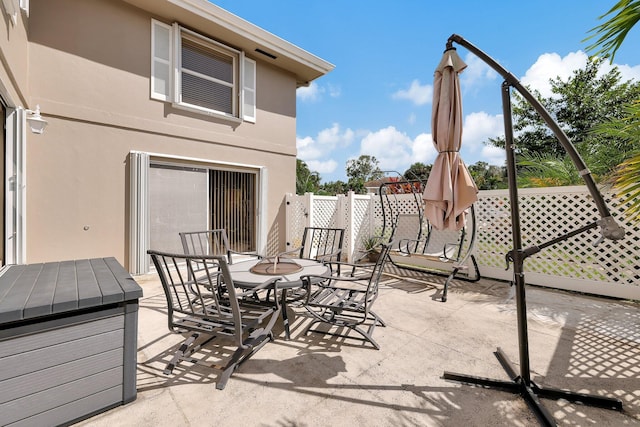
top-left (585, 0), bottom-right (640, 222)
top-left (591, 100), bottom-right (640, 221)
top-left (403, 162), bottom-right (432, 182)
top-left (584, 0), bottom-right (640, 61)
top-left (296, 159), bottom-right (320, 195)
top-left (318, 180), bottom-right (349, 195)
top-left (487, 58), bottom-right (640, 181)
top-left (468, 161), bottom-right (508, 190)
top-left (516, 153), bottom-right (583, 187)
top-left (345, 155), bottom-right (384, 194)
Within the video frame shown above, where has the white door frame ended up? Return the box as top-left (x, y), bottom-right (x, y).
top-left (4, 106), bottom-right (27, 265)
top-left (129, 151), bottom-right (266, 275)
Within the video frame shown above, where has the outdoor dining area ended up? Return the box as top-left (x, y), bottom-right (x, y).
top-left (73, 233), bottom-right (640, 426)
top-left (76, 35), bottom-right (639, 426)
top-left (1, 28), bottom-right (637, 425)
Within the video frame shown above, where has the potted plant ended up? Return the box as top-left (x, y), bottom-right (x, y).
top-left (360, 235), bottom-right (382, 263)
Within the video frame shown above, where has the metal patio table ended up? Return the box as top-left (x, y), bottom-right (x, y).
top-left (227, 257), bottom-right (329, 339)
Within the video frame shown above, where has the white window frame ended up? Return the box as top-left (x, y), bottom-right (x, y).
top-left (151, 19), bottom-right (256, 123)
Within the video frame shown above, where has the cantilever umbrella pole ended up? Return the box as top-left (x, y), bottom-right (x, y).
top-left (442, 34), bottom-right (624, 427)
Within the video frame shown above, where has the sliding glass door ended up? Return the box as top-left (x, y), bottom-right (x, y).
top-left (149, 164), bottom-right (209, 253)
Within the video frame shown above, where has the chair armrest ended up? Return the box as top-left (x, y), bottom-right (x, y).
top-left (301, 271), bottom-right (367, 285)
top-left (235, 276), bottom-right (282, 298)
top-left (228, 249), bottom-right (262, 264)
top-left (322, 260), bottom-right (376, 278)
top-left (315, 249), bottom-right (342, 263)
top-left (441, 242), bottom-right (461, 261)
top-left (276, 247), bottom-right (301, 258)
top-left (229, 249), bottom-right (261, 258)
top-left (398, 238), bottom-right (426, 254)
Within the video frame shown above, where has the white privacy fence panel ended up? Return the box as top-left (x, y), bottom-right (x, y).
top-left (476, 186), bottom-right (639, 300)
top-left (285, 193), bottom-right (374, 261)
top-left (285, 186), bottom-right (640, 300)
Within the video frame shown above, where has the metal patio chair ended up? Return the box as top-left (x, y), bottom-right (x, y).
top-left (276, 226), bottom-right (345, 302)
top-left (376, 178), bottom-right (480, 302)
top-left (392, 207), bottom-right (480, 302)
top-left (180, 229), bottom-right (260, 263)
top-left (180, 229), bottom-right (261, 297)
top-left (280, 226), bottom-right (345, 264)
top-left (148, 250), bottom-right (282, 390)
top-left (300, 241), bottom-right (393, 350)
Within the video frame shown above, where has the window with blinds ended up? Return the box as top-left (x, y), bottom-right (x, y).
top-left (180, 35), bottom-right (236, 115)
top-left (151, 19), bottom-right (256, 122)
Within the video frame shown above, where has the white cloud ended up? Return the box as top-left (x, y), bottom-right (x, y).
top-left (521, 51), bottom-right (587, 97)
top-left (298, 115), bottom-right (507, 181)
top-left (615, 62), bottom-right (640, 83)
top-left (307, 159), bottom-right (338, 174)
top-left (462, 111), bottom-right (504, 154)
top-left (296, 81), bottom-right (323, 102)
top-left (358, 126), bottom-right (440, 172)
top-left (296, 135), bottom-right (323, 159)
top-left (297, 124), bottom-right (356, 175)
top-left (460, 52), bottom-right (498, 91)
top-left (392, 79), bottom-right (433, 106)
top-left (317, 123), bottom-right (355, 147)
top-left (521, 50), bottom-right (640, 98)
top-left (480, 145), bottom-right (506, 166)
top-left (412, 132), bottom-right (438, 165)
top-left (297, 81), bottom-right (343, 102)
top-left (328, 83), bottom-right (341, 98)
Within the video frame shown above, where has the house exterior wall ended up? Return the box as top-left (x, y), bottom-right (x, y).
top-left (0, 4), bottom-right (29, 107)
top-left (24, 0), bottom-right (301, 268)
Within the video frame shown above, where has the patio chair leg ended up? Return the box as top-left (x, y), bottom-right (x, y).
top-left (440, 267), bottom-right (460, 303)
top-left (280, 289), bottom-right (292, 340)
top-left (216, 329), bottom-right (273, 390)
top-left (164, 333), bottom-right (216, 375)
top-left (305, 319), bottom-right (381, 350)
top-left (369, 310), bottom-right (386, 327)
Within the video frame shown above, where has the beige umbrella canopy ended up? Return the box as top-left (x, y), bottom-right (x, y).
top-left (423, 48), bottom-right (478, 231)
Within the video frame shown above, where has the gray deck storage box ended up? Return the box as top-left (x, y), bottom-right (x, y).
top-left (0, 258), bottom-right (143, 427)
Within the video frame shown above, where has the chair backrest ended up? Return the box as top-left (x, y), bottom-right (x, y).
top-left (180, 229), bottom-right (232, 259)
top-left (363, 241), bottom-right (393, 311)
top-left (299, 227), bottom-right (345, 262)
top-left (394, 206), bottom-right (477, 262)
top-left (423, 227), bottom-right (466, 260)
top-left (148, 250), bottom-right (243, 343)
top-left (393, 214), bottom-right (429, 252)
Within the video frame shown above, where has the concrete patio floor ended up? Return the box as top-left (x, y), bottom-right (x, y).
top-left (77, 266), bottom-right (640, 426)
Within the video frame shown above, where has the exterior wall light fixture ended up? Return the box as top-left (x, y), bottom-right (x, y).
top-left (25, 105), bottom-right (48, 134)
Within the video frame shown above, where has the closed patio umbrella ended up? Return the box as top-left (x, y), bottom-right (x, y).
top-left (423, 48), bottom-right (478, 230)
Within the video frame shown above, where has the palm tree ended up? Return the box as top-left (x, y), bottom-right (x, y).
top-left (585, 0), bottom-right (640, 222)
top-left (584, 0), bottom-right (640, 60)
top-left (517, 153), bottom-right (583, 188)
top-left (592, 100), bottom-right (640, 221)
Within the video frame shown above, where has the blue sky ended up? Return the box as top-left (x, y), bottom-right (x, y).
top-left (212, 1), bottom-right (640, 183)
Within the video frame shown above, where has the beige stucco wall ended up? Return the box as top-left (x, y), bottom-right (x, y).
top-left (0, 3), bottom-right (29, 106)
top-left (25, 0), bottom-right (298, 268)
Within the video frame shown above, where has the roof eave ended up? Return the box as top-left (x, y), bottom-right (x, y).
top-left (123, 0), bottom-right (334, 84)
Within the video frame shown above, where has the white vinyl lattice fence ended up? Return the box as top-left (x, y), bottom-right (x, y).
top-left (285, 186), bottom-right (640, 300)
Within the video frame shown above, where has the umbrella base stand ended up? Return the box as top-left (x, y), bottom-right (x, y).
top-left (443, 347), bottom-right (623, 427)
